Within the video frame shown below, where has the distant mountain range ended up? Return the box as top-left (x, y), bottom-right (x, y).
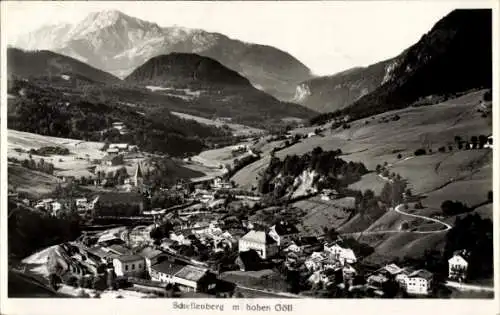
top-left (310, 9), bottom-right (492, 123)
top-left (7, 48), bottom-right (120, 85)
top-left (14, 10), bottom-right (313, 100)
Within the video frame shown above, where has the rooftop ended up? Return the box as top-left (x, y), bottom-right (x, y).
top-left (151, 261), bottom-right (185, 275)
top-left (382, 263), bottom-right (403, 275)
top-left (272, 222), bottom-right (299, 236)
top-left (115, 254), bottom-right (144, 263)
top-left (241, 230), bottom-right (276, 245)
top-left (409, 269), bottom-right (433, 280)
top-left (174, 265), bottom-right (208, 282)
top-left (96, 192), bottom-right (143, 205)
top-left (107, 244), bottom-right (132, 255)
top-left (136, 246), bottom-right (163, 259)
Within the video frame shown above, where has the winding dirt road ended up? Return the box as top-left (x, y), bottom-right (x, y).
top-left (340, 204), bottom-right (451, 238)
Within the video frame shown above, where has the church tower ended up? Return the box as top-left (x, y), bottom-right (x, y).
top-left (133, 162), bottom-right (144, 189)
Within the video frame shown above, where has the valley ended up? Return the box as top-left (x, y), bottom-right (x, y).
top-left (5, 6), bottom-right (494, 302)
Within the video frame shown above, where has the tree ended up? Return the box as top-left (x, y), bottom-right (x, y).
top-left (478, 135), bottom-right (488, 148)
top-left (49, 273), bottom-right (62, 291)
top-left (487, 190), bottom-right (493, 202)
top-left (397, 153), bottom-right (402, 159)
top-left (470, 136), bottom-right (478, 149)
top-left (414, 148), bottom-right (426, 156)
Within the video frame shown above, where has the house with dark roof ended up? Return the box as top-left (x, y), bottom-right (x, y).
top-left (238, 230), bottom-right (278, 259)
top-left (172, 265), bottom-right (217, 293)
top-left (112, 254), bottom-right (146, 278)
top-left (150, 261), bottom-right (186, 284)
top-left (268, 221), bottom-right (299, 246)
top-left (93, 192), bottom-right (144, 217)
top-left (136, 246), bottom-right (169, 275)
top-left (101, 154), bottom-right (124, 166)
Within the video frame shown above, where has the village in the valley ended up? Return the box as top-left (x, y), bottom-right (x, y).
top-left (8, 118), bottom-right (490, 299)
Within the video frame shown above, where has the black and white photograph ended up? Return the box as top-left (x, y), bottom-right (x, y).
top-left (1, 0), bottom-right (497, 313)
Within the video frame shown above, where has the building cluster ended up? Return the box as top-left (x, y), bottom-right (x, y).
top-left (52, 231), bottom-right (219, 295)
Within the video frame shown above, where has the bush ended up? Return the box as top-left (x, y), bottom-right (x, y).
top-left (487, 191), bottom-right (493, 202)
top-left (483, 90), bottom-right (492, 101)
top-left (438, 146), bottom-right (446, 153)
top-left (397, 154), bottom-right (402, 159)
top-left (441, 200), bottom-right (469, 216)
top-left (414, 201), bottom-right (424, 209)
top-left (414, 148), bottom-right (426, 156)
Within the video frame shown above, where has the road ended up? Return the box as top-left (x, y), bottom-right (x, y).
top-left (445, 281), bottom-right (494, 292)
top-left (236, 284), bottom-right (300, 298)
top-left (340, 204), bottom-right (452, 238)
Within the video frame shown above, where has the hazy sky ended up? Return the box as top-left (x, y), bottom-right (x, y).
top-left (3, 1), bottom-right (492, 76)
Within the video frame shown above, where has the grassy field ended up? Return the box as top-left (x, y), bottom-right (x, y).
top-left (232, 90), bottom-right (492, 193)
top-left (8, 164), bottom-right (62, 198)
top-left (8, 129), bottom-right (106, 179)
top-left (171, 111), bottom-right (266, 137)
top-left (294, 197), bottom-right (355, 235)
top-left (348, 173), bottom-right (387, 196)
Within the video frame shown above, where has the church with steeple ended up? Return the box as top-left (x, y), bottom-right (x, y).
top-left (132, 162), bottom-right (145, 193)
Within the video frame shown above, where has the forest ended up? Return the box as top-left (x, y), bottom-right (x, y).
top-left (7, 79), bottom-right (232, 157)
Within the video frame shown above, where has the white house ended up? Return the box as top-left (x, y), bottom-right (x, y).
top-left (448, 251), bottom-right (469, 282)
top-left (304, 252), bottom-right (327, 272)
top-left (323, 243), bottom-right (357, 265)
top-left (109, 143), bottom-right (129, 152)
top-left (150, 261), bottom-right (185, 284)
top-left (404, 269), bottom-right (433, 296)
top-left (136, 247), bottom-right (167, 276)
top-left (484, 135), bottom-right (493, 149)
top-left (112, 255), bottom-right (146, 277)
top-left (238, 230), bottom-right (278, 259)
top-left (50, 201), bottom-right (63, 216)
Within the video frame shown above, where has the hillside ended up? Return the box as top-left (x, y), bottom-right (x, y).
top-left (232, 89), bottom-right (492, 263)
top-left (7, 48), bottom-right (119, 85)
top-left (14, 9), bottom-right (313, 100)
top-left (125, 53), bottom-right (251, 87)
top-left (7, 79), bottom-right (232, 157)
top-left (8, 164), bottom-right (62, 198)
top-left (122, 53), bottom-right (317, 128)
top-left (311, 9), bottom-right (492, 124)
top-left (294, 59), bottom-right (395, 113)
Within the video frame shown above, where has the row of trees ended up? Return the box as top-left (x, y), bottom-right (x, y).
top-left (19, 157), bottom-right (55, 175)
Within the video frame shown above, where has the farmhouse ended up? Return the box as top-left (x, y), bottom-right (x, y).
top-left (448, 250), bottom-right (470, 282)
top-left (404, 269), bottom-right (434, 296)
top-left (136, 246), bottom-right (168, 276)
top-left (102, 154), bottom-right (124, 166)
top-left (268, 221), bottom-right (299, 246)
top-left (109, 143), bottom-right (129, 152)
top-left (172, 265), bottom-right (216, 293)
top-left (112, 254), bottom-right (146, 277)
top-left (238, 230), bottom-right (278, 259)
top-left (150, 261), bottom-right (186, 284)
